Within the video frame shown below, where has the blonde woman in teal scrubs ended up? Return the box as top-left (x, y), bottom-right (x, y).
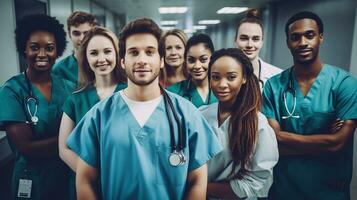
top-left (58, 27), bottom-right (126, 200)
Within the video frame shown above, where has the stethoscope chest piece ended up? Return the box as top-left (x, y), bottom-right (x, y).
top-left (31, 116), bottom-right (38, 124)
top-left (169, 150), bottom-right (186, 167)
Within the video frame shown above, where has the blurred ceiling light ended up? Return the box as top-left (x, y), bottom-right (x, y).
top-left (161, 26), bottom-right (175, 30)
top-left (198, 20), bottom-right (221, 25)
top-left (193, 25), bottom-right (207, 30)
top-left (217, 7), bottom-right (248, 14)
top-left (159, 7), bottom-right (188, 14)
top-left (184, 29), bottom-right (196, 34)
top-left (161, 21), bottom-right (178, 25)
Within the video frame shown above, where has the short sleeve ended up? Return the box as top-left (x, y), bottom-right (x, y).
top-left (229, 114), bottom-right (279, 198)
top-left (62, 95), bottom-right (76, 122)
top-left (335, 75), bottom-right (357, 120)
top-left (66, 107), bottom-right (100, 168)
top-left (262, 80), bottom-right (279, 120)
top-left (187, 109), bottom-right (222, 171)
top-left (0, 86), bottom-right (27, 126)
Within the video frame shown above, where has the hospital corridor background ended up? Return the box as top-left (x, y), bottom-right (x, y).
top-left (0, 0), bottom-right (357, 199)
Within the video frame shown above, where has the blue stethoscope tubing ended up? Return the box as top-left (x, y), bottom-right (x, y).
top-left (160, 85), bottom-right (187, 167)
top-left (24, 70), bottom-right (39, 125)
top-left (282, 68), bottom-right (300, 120)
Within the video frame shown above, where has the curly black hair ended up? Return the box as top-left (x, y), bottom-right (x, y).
top-left (15, 14), bottom-right (67, 58)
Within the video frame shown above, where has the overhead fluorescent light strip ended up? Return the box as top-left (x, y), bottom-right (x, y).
top-left (193, 25), bottom-right (207, 30)
top-left (198, 20), bottom-right (221, 25)
top-left (184, 29), bottom-right (196, 34)
top-left (217, 7), bottom-right (248, 14)
top-left (161, 21), bottom-right (178, 25)
top-left (159, 7), bottom-right (188, 14)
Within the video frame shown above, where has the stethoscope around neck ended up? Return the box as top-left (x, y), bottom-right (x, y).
top-left (24, 70), bottom-right (39, 125)
top-left (160, 85), bottom-right (187, 167)
top-left (282, 68), bottom-right (300, 120)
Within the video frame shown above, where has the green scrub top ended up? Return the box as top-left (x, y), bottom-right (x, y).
top-left (262, 64), bottom-right (357, 200)
top-left (167, 79), bottom-right (217, 108)
top-left (67, 91), bottom-right (222, 199)
top-left (62, 83), bottom-right (127, 124)
top-left (0, 73), bottom-right (75, 200)
top-left (52, 54), bottom-right (79, 85)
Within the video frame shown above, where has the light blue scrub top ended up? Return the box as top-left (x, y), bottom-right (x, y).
top-left (168, 79), bottom-right (218, 108)
top-left (67, 91), bottom-right (222, 200)
top-left (52, 54), bottom-right (79, 85)
top-left (62, 82), bottom-right (127, 200)
top-left (0, 73), bottom-right (75, 199)
top-left (262, 64), bottom-right (357, 200)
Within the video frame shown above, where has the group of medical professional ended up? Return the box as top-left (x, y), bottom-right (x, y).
top-left (0, 6), bottom-right (356, 200)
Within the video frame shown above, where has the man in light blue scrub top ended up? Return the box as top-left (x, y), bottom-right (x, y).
top-left (67, 18), bottom-right (222, 200)
top-left (262, 11), bottom-right (357, 200)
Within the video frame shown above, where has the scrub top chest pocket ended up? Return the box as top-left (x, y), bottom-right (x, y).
top-left (155, 145), bottom-right (188, 186)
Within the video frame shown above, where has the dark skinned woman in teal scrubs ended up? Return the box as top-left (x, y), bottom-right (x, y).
top-left (0, 14), bottom-right (74, 199)
top-left (168, 34), bottom-right (217, 108)
top-left (58, 27), bottom-right (127, 200)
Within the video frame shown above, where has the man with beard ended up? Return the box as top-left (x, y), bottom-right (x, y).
top-left (66, 18), bottom-right (222, 200)
top-left (262, 11), bottom-right (357, 200)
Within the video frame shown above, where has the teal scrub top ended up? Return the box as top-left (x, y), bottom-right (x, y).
top-left (62, 83), bottom-right (127, 124)
top-left (167, 79), bottom-right (217, 108)
top-left (52, 54), bottom-right (79, 85)
top-left (61, 82), bottom-right (127, 200)
top-left (0, 73), bottom-right (75, 200)
top-left (262, 64), bottom-right (357, 200)
top-left (67, 91), bottom-right (222, 200)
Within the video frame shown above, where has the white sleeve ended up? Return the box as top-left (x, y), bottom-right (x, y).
top-left (229, 114), bottom-right (279, 198)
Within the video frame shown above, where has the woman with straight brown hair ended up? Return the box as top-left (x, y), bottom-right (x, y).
top-left (200, 48), bottom-right (278, 199)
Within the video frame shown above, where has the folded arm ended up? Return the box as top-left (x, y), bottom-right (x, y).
top-left (5, 122), bottom-right (58, 158)
top-left (268, 118), bottom-right (356, 155)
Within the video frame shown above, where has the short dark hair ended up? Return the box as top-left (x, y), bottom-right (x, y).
top-left (119, 18), bottom-right (163, 59)
top-left (67, 11), bottom-right (97, 32)
top-left (185, 33), bottom-right (214, 59)
top-left (285, 11), bottom-right (324, 37)
top-left (15, 14), bottom-right (67, 58)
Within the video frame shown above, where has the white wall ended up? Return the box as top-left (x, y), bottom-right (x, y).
top-left (48, 0), bottom-right (72, 60)
top-left (73, 0), bottom-right (90, 13)
top-left (105, 11), bottom-right (115, 34)
top-left (0, 0), bottom-right (19, 84)
top-left (0, 0), bottom-right (18, 166)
